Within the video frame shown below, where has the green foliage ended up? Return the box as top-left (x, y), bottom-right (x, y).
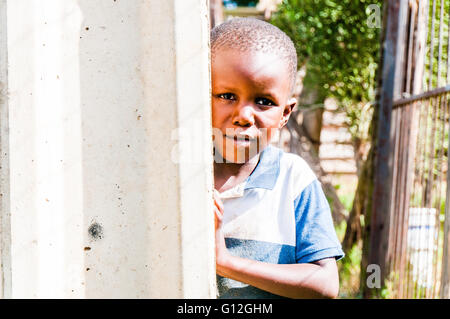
top-left (334, 193), bottom-right (359, 298)
top-left (338, 189), bottom-right (355, 214)
top-left (337, 241), bottom-right (363, 298)
top-left (335, 219), bottom-right (346, 243)
top-left (379, 271), bottom-right (396, 299)
top-left (271, 0), bottom-right (381, 140)
top-left (271, 0), bottom-right (381, 103)
top-left (424, 0), bottom-right (450, 90)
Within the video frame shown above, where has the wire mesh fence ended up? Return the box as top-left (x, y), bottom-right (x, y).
top-left (387, 0), bottom-right (450, 298)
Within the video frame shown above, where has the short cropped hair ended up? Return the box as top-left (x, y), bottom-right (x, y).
top-left (211, 17), bottom-right (298, 91)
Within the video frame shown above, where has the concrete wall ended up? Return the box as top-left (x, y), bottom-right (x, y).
top-left (0, 0), bottom-right (10, 300)
top-left (0, 0), bottom-right (215, 298)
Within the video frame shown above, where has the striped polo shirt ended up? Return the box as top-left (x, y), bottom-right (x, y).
top-left (217, 145), bottom-right (344, 299)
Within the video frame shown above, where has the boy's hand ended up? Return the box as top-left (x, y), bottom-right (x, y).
top-left (213, 189), bottom-right (224, 231)
top-left (213, 189), bottom-right (230, 271)
top-left (212, 190), bottom-right (338, 298)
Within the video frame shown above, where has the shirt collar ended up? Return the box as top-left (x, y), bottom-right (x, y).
top-left (244, 145), bottom-right (281, 191)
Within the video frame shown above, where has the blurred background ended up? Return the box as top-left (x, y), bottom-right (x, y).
top-left (210, 0), bottom-right (450, 299)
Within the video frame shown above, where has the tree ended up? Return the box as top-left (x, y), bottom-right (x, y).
top-left (271, 0), bottom-right (381, 108)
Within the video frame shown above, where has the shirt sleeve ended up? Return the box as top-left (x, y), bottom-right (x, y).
top-left (294, 179), bottom-right (345, 263)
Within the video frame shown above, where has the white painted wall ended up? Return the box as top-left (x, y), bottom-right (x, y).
top-left (1, 0), bottom-right (215, 298)
top-left (0, 0), bottom-right (10, 300)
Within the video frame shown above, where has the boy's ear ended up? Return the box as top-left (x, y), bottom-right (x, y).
top-left (279, 97), bottom-right (297, 129)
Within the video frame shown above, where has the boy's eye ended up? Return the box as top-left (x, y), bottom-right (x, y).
top-left (218, 93), bottom-right (236, 100)
top-left (255, 98), bottom-right (276, 107)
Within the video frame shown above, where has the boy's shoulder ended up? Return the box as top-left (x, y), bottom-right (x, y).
top-left (264, 145), bottom-right (309, 167)
top-left (276, 147), bottom-right (311, 170)
top-left (264, 145), bottom-right (317, 194)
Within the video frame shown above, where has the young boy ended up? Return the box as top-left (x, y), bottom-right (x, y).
top-left (211, 18), bottom-right (344, 299)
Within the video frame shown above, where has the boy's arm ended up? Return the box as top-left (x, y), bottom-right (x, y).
top-left (215, 227), bottom-right (339, 299)
top-left (214, 190), bottom-right (340, 299)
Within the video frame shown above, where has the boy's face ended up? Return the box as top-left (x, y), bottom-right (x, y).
top-left (212, 48), bottom-right (296, 163)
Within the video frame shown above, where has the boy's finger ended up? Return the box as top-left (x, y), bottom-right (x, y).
top-left (214, 205), bottom-right (223, 218)
top-left (214, 207), bottom-right (223, 229)
top-left (214, 207), bottom-right (223, 219)
top-left (214, 198), bottom-right (224, 214)
top-left (213, 189), bottom-right (224, 212)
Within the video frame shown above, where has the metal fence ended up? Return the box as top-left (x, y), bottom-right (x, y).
top-left (375, 0), bottom-right (450, 298)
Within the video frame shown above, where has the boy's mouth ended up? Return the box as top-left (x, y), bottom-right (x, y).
top-left (225, 134), bottom-right (257, 142)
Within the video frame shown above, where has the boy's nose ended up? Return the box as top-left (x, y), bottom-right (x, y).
top-left (232, 104), bottom-right (255, 127)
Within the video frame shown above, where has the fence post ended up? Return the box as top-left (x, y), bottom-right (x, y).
top-left (368, 0), bottom-right (409, 297)
top-left (442, 126), bottom-right (450, 298)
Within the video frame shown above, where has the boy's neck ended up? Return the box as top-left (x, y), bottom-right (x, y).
top-left (214, 153), bottom-right (260, 193)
